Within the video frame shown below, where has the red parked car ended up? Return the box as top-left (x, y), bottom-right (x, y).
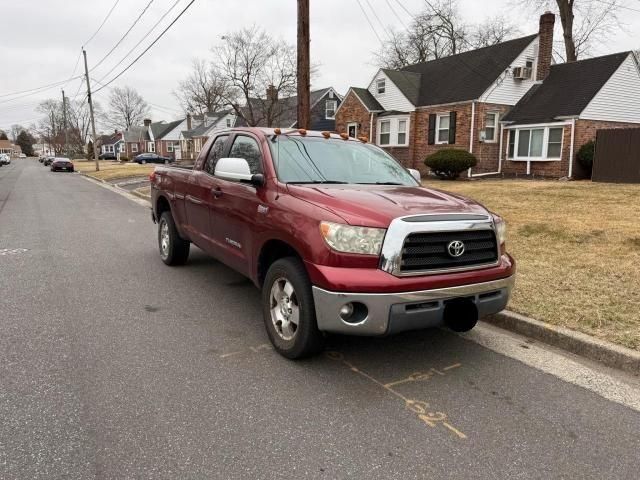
top-left (150, 128), bottom-right (515, 358)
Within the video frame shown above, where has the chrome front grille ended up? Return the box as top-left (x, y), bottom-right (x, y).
top-left (400, 230), bottom-right (498, 273)
top-left (379, 214), bottom-right (501, 277)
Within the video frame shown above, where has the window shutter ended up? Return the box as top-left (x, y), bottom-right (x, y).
top-left (448, 111), bottom-right (457, 144)
top-left (428, 114), bottom-right (436, 145)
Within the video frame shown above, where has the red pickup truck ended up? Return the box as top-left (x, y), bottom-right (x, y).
top-left (151, 127), bottom-right (515, 358)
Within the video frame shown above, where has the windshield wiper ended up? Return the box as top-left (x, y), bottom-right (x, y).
top-left (356, 181), bottom-right (405, 185)
top-left (288, 180), bottom-right (349, 184)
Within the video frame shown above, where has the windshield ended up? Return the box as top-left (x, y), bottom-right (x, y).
top-left (272, 136), bottom-right (418, 185)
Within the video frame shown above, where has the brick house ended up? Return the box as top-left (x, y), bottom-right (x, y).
top-left (336, 12), bottom-right (640, 179)
top-left (501, 52), bottom-right (640, 178)
top-left (123, 119), bottom-right (177, 159)
top-left (95, 131), bottom-right (124, 158)
top-left (336, 13), bottom-right (554, 176)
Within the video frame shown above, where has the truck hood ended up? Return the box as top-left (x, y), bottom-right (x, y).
top-left (286, 184), bottom-right (490, 228)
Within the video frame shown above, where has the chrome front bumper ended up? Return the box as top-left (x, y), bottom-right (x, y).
top-left (312, 275), bottom-right (515, 336)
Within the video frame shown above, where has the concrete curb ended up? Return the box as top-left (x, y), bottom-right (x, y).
top-left (78, 173), bottom-right (151, 208)
top-left (484, 310), bottom-right (640, 376)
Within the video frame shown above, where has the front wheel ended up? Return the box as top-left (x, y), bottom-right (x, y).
top-left (158, 211), bottom-right (190, 265)
top-left (140, 159), bottom-right (146, 164)
top-left (262, 257), bottom-right (324, 359)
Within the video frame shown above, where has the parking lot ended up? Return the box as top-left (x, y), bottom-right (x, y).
top-left (1, 159), bottom-right (639, 479)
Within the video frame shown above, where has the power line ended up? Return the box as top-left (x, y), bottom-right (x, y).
top-left (384, 0), bottom-right (409, 28)
top-left (91, 0), bottom-right (156, 72)
top-left (94, 0), bottom-right (197, 94)
top-left (592, 0), bottom-right (640, 13)
top-left (94, 0), bottom-right (183, 85)
top-left (0, 77), bottom-right (81, 99)
top-left (355, 0), bottom-right (385, 44)
top-left (0, 77), bottom-right (83, 105)
top-left (83, 0), bottom-right (122, 47)
top-left (62, 50), bottom-right (84, 90)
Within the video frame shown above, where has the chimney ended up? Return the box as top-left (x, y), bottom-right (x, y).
top-left (143, 118), bottom-right (152, 127)
top-left (186, 113), bottom-right (192, 131)
top-left (266, 85), bottom-right (278, 104)
top-left (537, 11), bottom-right (555, 80)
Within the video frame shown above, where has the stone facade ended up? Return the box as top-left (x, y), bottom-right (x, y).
top-left (334, 90), bottom-right (374, 141)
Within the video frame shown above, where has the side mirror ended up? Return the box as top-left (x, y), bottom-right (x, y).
top-left (408, 168), bottom-right (421, 183)
top-left (214, 157), bottom-right (263, 186)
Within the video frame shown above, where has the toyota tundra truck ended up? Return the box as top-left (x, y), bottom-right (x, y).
top-left (150, 128), bottom-right (515, 359)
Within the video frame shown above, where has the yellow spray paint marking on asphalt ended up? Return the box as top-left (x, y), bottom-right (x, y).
top-left (326, 351), bottom-right (466, 440)
top-left (220, 343), bottom-right (274, 359)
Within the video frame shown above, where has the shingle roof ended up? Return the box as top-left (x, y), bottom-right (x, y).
top-left (503, 51), bottom-right (631, 124)
top-left (351, 87), bottom-right (383, 111)
top-left (123, 126), bottom-right (150, 142)
top-left (398, 34), bottom-right (538, 106)
top-left (96, 133), bottom-right (122, 145)
top-left (154, 119), bottom-right (183, 140)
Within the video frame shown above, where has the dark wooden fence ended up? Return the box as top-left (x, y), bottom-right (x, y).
top-left (592, 128), bottom-right (640, 183)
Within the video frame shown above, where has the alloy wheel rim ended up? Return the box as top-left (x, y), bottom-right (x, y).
top-left (160, 220), bottom-right (170, 258)
top-left (269, 277), bottom-right (300, 341)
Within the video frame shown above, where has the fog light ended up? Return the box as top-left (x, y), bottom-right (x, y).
top-left (339, 303), bottom-right (354, 320)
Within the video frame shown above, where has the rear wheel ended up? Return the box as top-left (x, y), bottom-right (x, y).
top-left (141, 159), bottom-right (146, 164)
top-left (262, 257), bottom-right (324, 359)
top-left (158, 211), bottom-right (190, 265)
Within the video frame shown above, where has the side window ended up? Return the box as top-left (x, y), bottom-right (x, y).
top-left (227, 135), bottom-right (263, 175)
top-left (204, 135), bottom-right (229, 175)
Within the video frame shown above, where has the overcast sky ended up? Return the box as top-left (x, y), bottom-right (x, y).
top-left (1, 0), bottom-right (638, 134)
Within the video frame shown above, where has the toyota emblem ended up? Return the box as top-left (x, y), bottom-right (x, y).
top-left (447, 240), bottom-right (465, 258)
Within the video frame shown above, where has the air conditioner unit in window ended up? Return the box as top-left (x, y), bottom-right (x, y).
top-left (478, 130), bottom-right (487, 142)
top-left (512, 66), bottom-right (532, 80)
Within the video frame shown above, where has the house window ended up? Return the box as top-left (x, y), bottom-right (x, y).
top-left (325, 100), bottom-right (337, 119)
top-left (120, 144), bottom-right (126, 153)
top-left (167, 143), bottom-right (174, 153)
top-left (376, 78), bottom-right (385, 94)
top-left (376, 117), bottom-right (410, 147)
top-left (397, 120), bottom-right (407, 145)
top-left (347, 123), bottom-right (358, 138)
top-left (509, 126), bottom-right (564, 160)
top-left (226, 118), bottom-right (232, 127)
top-left (131, 144), bottom-right (138, 153)
top-left (547, 128), bottom-right (563, 158)
top-left (436, 114), bottom-right (450, 144)
top-left (484, 112), bottom-right (499, 142)
top-left (148, 142), bottom-right (155, 152)
top-left (379, 120), bottom-right (391, 145)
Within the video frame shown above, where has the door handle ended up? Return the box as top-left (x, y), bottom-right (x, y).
top-left (211, 187), bottom-right (222, 198)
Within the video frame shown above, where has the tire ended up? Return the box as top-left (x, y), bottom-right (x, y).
top-left (158, 211), bottom-right (190, 266)
top-left (141, 159), bottom-right (146, 164)
top-left (262, 257), bottom-right (324, 359)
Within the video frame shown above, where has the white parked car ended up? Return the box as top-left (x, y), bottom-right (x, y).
top-left (0, 153), bottom-right (10, 165)
top-left (18, 153), bottom-right (26, 158)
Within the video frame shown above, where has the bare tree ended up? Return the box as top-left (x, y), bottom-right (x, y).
top-left (10, 124), bottom-right (24, 143)
top-left (470, 16), bottom-right (522, 49)
top-left (107, 86), bottom-right (149, 130)
top-left (213, 25), bottom-right (297, 127)
top-left (516, 0), bottom-right (627, 62)
top-left (174, 59), bottom-right (232, 115)
top-left (376, 0), bottom-right (518, 68)
top-left (36, 100), bottom-right (64, 154)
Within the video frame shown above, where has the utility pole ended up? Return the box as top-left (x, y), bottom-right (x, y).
top-left (296, 0), bottom-right (310, 130)
top-left (83, 48), bottom-right (100, 171)
top-left (61, 89), bottom-right (68, 156)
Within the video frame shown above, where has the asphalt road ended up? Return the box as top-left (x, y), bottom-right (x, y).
top-left (1, 159), bottom-right (639, 479)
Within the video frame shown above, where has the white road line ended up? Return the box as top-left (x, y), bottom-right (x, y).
top-left (463, 322), bottom-right (640, 412)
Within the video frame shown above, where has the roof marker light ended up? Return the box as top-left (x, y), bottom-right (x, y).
top-left (339, 132), bottom-right (349, 140)
top-left (298, 129), bottom-right (307, 136)
top-left (321, 131), bottom-right (331, 139)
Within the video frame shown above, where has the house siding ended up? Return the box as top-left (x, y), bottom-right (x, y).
top-left (368, 70), bottom-right (415, 112)
top-left (479, 37), bottom-right (539, 105)
top-left (580, 54), bottom-right (640, 124)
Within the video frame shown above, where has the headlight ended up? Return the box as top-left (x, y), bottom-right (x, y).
top-left (494, 217), bottom-right (507, 245)
top-left (320, 221), bottom-right (386, 255)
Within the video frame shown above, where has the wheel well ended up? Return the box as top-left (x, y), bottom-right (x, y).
top-left (156, 195), bottom-right (171, 218)
top-left (257, 240), bottom-right (302, 286)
